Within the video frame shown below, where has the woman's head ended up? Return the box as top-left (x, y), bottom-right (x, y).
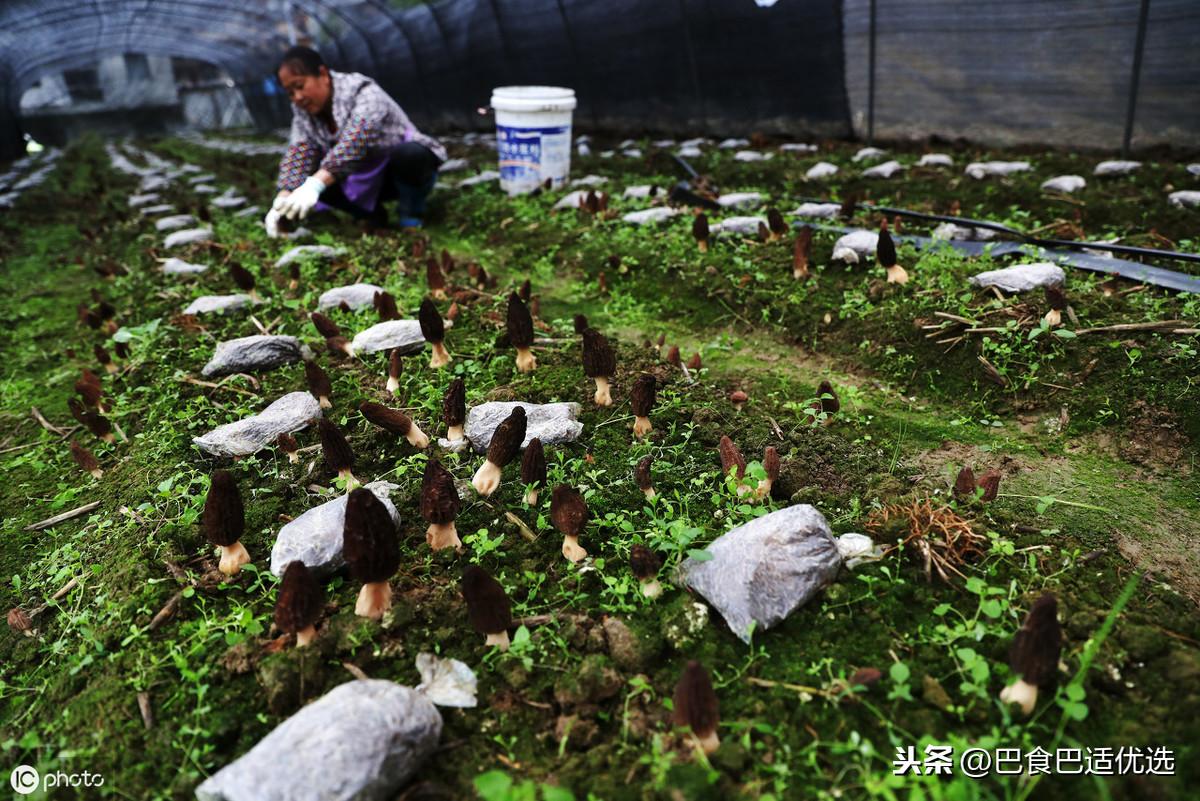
top-left (277, 46), bottom-right (331, 115)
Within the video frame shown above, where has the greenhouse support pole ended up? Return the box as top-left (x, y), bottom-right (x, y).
top-left (1122, 0), bottom-right (1151, 156)
top-left (867, 0), bottom-right (876, 144)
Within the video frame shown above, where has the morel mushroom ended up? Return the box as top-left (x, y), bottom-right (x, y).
top-left (551, 484), bottom-right (589, 562)
top-left (729, 390), bottom-right (748, 412)
top-left (1044, 286), bottom-right (1068, 328)
top-left (203, 470), bottom-right (250, 576)
top-left (229, 263), bottom-right (259, 301)
top-left (69, 397), bottom-right (114, 444)
top-left (630, 373), bottom-right (656, 437)
top-left (692, 213), bottom-right (710, 253)
top-left (582, 328), bottom-right (616, 406)
top-left (630, 544), bottom-right (663, 599)
top-left (421, 458), bottom-right (462, 551)
top-left (114, 340), bottom-right (130, 360)
top-left (877, 220), bottom-right (908, 284)
top-left (94, 343), bottom-right (118, 375)
top-left (462, 565), bottom-right (512, 651)
top-left (427, 257), bottom-right (447, 300)
top-left (7, 607), bottom-right (34, 636)
top-left (686, 353), bottom-right (702, 371)
top-left (573, 314), bottom-right (589, 335)
top-left (472, 406), bottom-right (527, 496)
top-left (359, 401), bottom-right (429, 449)
top-left (374, 290), bottom-right (401, 322)
top-left (386, 349), bottom-right (403, 393)
top-left (766, 208), bottom-right (788, 241)
top-left (441, 378), bottom-right (467, 442)
top-left (274, 560), bottom-right (323, 647)
top-left (518, 278), bottom-right (532, 303)
top-left (74, 372), bottom-right (106, 411)
top-left (342, 487), bottom-right (400, 620)
top-left (666, 345), bottom-right (682, 368)
top-left (70, 441), bottom-right (103, 479)
top-left (953, 466), bottom-right (976, 499)
top-left (756, 446), bottom-right (780, 500)
top-left (304, 361), bottom-right (333, 409)
top-left (520, 437), bottom-right (547, 505)
top-left (318, 418), bottom-right (358, 488)
top-left (635, 455), bottom-right (656, 499)
top-left (793, 227), bottom-right (812, 280)
top-left (507, 293), bottom-right (537, 373)
top-left (310, 311), bottom-right (341, 339)
top-left (276, 432), bottom-right (300, 463)
top-left (978, 469), bottom-right (1001, 502)
top-left (718, 436), bottom-right (750, 496)
top-left (419, 299), bottom-right (451, 368)
top-left (999, 594), bottom-right (1061, 715)
top-left (673, 660), bottom-right (720, 754)
top-left (288, 263), bottom-right (301, 292)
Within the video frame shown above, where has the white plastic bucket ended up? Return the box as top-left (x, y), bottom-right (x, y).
top-left (491, 86), bottom-right (577, 196)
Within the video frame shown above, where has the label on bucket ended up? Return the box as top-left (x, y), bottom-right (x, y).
top-left (497, 124), bottom-right (571, 194)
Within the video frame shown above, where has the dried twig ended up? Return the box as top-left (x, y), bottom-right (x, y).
top-left (1074, 320), bottom-right (1189, 335)
top-left (30, 407), bottom-right (65, 436)
top-left (137, 692), bottom-right (155, 729)
top-left (179, 376), bottom-right (259, 397)
top-left (24, 501), bottom-right (101, 531)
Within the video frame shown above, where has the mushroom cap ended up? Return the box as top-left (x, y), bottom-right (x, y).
top-left (978, 468), bottom-right (1002, 502)
top-left (550, 484), bottom-right (588, 537)
top-left (630, 373), bottom-right (657, 417)
top-left (310, 311), bottom-right (341, 339)
top-left (1009, 594), bottom-right (1061, 688)
top-left (519, 278), bottom-right (532, 302)
top-left (763, 446), bottom-right (780, 482)
top-left (635, 455), bottom-right (654, 491)
top-left (573, 314), bottom-right (589, 335)
top-left (229, 263), bottom-right (255, 291)
top-left (506, 293), bottom-right (534, 349)
top-left (1045, 285), bottom-right (1068, 311)
top-left (520, 437), bottom-right (547, 485)
top-left (93, 343), bottom-right (112, 365)
top-left (276, 432), bottom-right (299, 453)
top-left (426, 257), bottom-right (446, 291)
top-left (953, 466), bottom-right (977, 498)
top-left (794, 226), bottom-right (812, 264)
top-left (486, 406), bottom-right (527, 467)
top-left (421, 458), bottom-right (460, 524)
top-left (673, 660), bottom-right (719, 738)
top-left (342, 487), bottom-right (400, 583)
top-left (274, 560), bottom-right (324, 634)
top-left (359, 401), bottom-right (415, 436)
top-left (67, 396), bottom-right (89, 426)
top-left (666, 345), bottom-right (682, 367)
top-left (729, 389), bottom-right (748, 404)
top-left (317, 418), bottom-right (354, 473)
top-left (818, 380), bottom-right (840, 414)
top-left (581, 328), bottom-right (616, 378)
top-left (692, 213), bottom-right (710, 240)
top-left (442, 378), bottom-right (466, 428)
top-left (374, 291), bottom-right (401, 322)
top-left (718, 436), bottom-right (746, 479)
top-left (629, 544), bottom-right (662, 581)
top-left (304, 361), bottom-right (332, 399)
top-left (876, 221), bottom-right (897, 268)
top-left (418, 298), bottom-right (444, 342)
top-left (388, 349), bottom-right (404, 380)
top-left (81, 407), bottom-right (112, 439)
top-left (75, 377), bottom-right (103, 407)
top-left (113, 340), bottom-right (131, 359)
top-left (767, 208), bottom-right (788, 236)
top-left (203, 469), bottom-right (244, 547)
top-left (839, 193), bottom-right (858, 219)
top-left (461, 565), bottom-right (512, 635)
top-left (70, 440), bottom-right (99, 473)
top-left (686, 353), bottom-right (702, 370)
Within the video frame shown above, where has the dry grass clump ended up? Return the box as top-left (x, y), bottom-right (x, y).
top-left (865, 498), bottom-right (986, 582)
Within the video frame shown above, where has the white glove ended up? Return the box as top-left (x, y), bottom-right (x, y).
top-left (278, 176), bottom-right (326, 220)
top-left (264, 192), bottom-right (288, 238)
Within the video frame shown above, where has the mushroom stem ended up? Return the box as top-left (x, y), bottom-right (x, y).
top-left (101, 432), bottom-right (116, 444)
top-left (755, 478), bottom-right (774, 500)
top-left (999, 679), bottom-right (1039, 716)
top-left (515, 347), bottom-right (537, 373)
top-left (386, 375), bottom-right (400, 393)
top-left (446, 424), bottom-right (465, 442)
top-left (431, 288), bottom-right (447, 301)
top-left (426, 521), bottom-right (462, 552)
top-left (249, 289), bottom-right (261, 303)
top-left (485, 630), bottom-right (511, 651)
top-left (885, 264), bottom-right (909, 285)
top-left (405, 423), bottom-right (430, 449)
top-left (295, 624), bottom-right (317, 648)
top-left (286, 451), bottom-right (300, 464)
top-left (593, 376), bottom-right (612, 406)
top-left (562, 534), bottom-right (587, 563)
top-left (697, 240), bottom-right (708, 253)
top-left (1044, 309), bottom-right (1062, 328)
top-left (642, 487), bottom-right (657, 500)
top-left (288, 277), bottom-right (299, 291)
top-left (633, 416), bottom-right (653, 438)
top-left (524, 487), bottom-right (540, 506)
top-left (338, 469), bottom-right (361, 491)
top-left (218, 541), bottom-right (251, 576)
top-left (640, 578), bottom-right (663, 599)
top-left (429, 342), bottom-right (451, 369)
top-left (318, 395), bottom-right (331, 410)
top-left (472, 459), bottom-right (503, 496)
top-left (355, 580), bottom-right (392, 620)
top-left (693, 730), bottom-right (721, 756)
top-left (103, 362), bottom-right (119, 375)
top-left (89, 468), bottom-right (104, 480)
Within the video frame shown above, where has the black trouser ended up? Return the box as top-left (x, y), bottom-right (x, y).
top-left (320, 142), bottom-right (441, 221)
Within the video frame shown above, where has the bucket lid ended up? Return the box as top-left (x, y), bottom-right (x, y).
top-left (491, 86), bottom-right (577, 113)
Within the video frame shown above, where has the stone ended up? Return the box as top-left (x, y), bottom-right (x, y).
top-left (1094, 160), bottom-right (1140, 176)
top-left (1168, 190), bottom-right (1200, 208)
top-left (831, 230), bottom-right (879, 263)
top-left (965, 161), bottom-right (1031, 179)
top-left (622, 185), bottom-right (657, 199)
top-left (836, 533), bottom-right (883, 569)
top-left (734, 150), bottom-right (772, 162)
top-left (552, 190), bottom-right (590, 210)
top-left (931, 223), bottom-right (996, 242)
top-left (779, 143), bottom-right (818, 153)
top-left (790, 202), bottom-right (841, 218)
top-left (603, 618), bottom-right (662, 672)
top-left (805, 161), bottom-right (839, 179)
top-left (862, 160), bottom-right (904, 178)
top-left (187, 173), bottom-right (217, 185)
top-left (184, 294), bottom-right (255, 315)
top-left (414, 653), bottom-right (477, 708)
top-left (155, 214), bottom-right (196, 232)
top-left (717, 137), bottom-right (750, 149)
top-left (161, 257), bottom-right (208, 275)
top-left (917, 153), bottom-right (953, 167)
top-left (553, 654), bottom-right (623, 706)
top-left (716, 192), bottom-right (763, 209)
top-left (201, 335), bottom-right (307, 378)
top-left (679, 504), bottom-right (843, 642)
top-left (234, 205), bottom-right (262, 218)
top-left (212, 193), bottom-right (247, 209)
top-left (569, 174), bottom-right (607, 187)
top-left (317, 283), bottom-right (385, 311)
top-left (676, 146), bottom-right (703, 158)
top-left (164, 228), bottom-right (213, 248)
top-left (1188, 163), bottom-right (1200, 177)
top-left (465, 401), bottom-right (584, 453)
top-left (712, 216), bottom-right (768, 235)
top-left (457, 170), bottom-right (500, 187)
top-left (622, 207), bottom-right (679, 225)
top-left (194, 185), bottom-right (218, 194)
top-left (129, 192), bottom-right (160, 207)
top-left (852, 146), bottom-right (886, 162)
top-left (193, 392), bottom-right (321, 458)
top-left (194, 679), bottom-right (441, 801)
top-left (969, 263), bottom-right (1065, 293)
top-left (1041, 175), bottom-right (1086, 193)
top-left (620, 148), bottom-right (643, 158)
top-left (140, 203), bottom-right (175, 216)
top-left (270, 482), bottom-right (401, 577)
top-left (351, 320), bottom-right (426, 355)
top-left (438, 157), bottom-right (470, 173)
top-left (660, 600), bottom-right (710, 651)
top-left (273, 245), bottom-right (344, 269)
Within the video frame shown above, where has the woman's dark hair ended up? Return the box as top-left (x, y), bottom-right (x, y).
top-left (279, 45), bottom-right (325, 77)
